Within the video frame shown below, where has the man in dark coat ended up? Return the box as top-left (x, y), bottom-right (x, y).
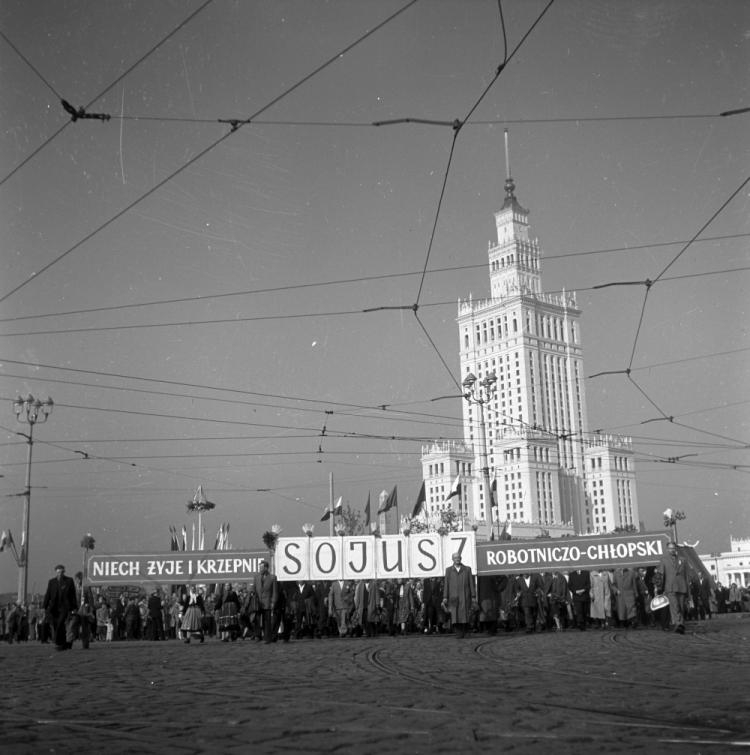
top-left (253, 560), bottom-right (279, 643)
top-left (514, 573), bottom-right (545, 633)
top-left (567, 569), bottom-right (591, 631)
top-left (442, 552), bottom-right (477, 638)
top-left (656, 541), bottom-right (691, 633)
top-left (147, 590), bottom-right (165, 640)
top-left (42, 564), bottom-right (78, 651)
top-left (422, 577), bottom-right (443, 634)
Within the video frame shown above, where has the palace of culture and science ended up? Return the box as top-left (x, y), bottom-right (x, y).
top-left (420, 132), bottom-right (639, 540)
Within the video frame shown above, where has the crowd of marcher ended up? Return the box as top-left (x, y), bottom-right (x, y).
top-left (3, 555), bottom-right (746, 647)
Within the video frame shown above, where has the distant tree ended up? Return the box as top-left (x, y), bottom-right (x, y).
top-left (405, 516), bottom-right (430, 534)
top-left (404, 509), bottom-right (464, 535)
top-left (436, 509), bottom-right (461, 535)
top-left (339, 505), bottom-right (365, 535)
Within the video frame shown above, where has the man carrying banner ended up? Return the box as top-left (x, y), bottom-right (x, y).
top-left (254, 560), bottom-right (279, 644)
top-left (442, 552), bottom-right (477, 638)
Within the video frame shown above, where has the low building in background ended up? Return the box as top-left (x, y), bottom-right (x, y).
top-left (699, 537), bottom-right (750, 588)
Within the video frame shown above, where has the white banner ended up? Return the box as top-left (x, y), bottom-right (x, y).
top-left (274, 532), bottom-right (476, 581)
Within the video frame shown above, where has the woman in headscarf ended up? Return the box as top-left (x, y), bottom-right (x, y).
top-left (180, 586), bottom-right (205, 644)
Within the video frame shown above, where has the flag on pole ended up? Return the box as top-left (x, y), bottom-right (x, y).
top-left (191, 522), bottom-right (196, 551)
top-left (181, 526), bottom-right (187, 551)
top-left (444, 475), bottom-right (461, 502)
top-left (378, 485), bottom-right (398, 514)
top-left (215, 522), bottom-right (230, 551)
top-left (321, 498), bottom-right (342, 522)
top-left (411, 481), bottom-right (426, 517)
top-left (364, 492), bottom-right (371, 526)
top-left (169, 526), bottom-right (179, 551)
top-left (498, 519), bottom-right (512, 541)
top-left (0, 530), bottom-right (7, 552)
top-left (200, 525), bottom-right (205, 551)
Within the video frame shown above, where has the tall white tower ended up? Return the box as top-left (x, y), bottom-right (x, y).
top-left (421, 131), bottom-right (639, 537)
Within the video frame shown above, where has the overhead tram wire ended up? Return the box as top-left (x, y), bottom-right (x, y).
top-left (0, 0), bottom-right (420, 305)
top-left (0, 0), bottom-right (217, 188)
top-left (1, 232), bottom-right (746, 324)
top-left (374, 0), bottom-right (556, 391)
top-left (3, 261), bottom-right (745, 338)
top-left (587, 174), bottom-right (750, 434)
top-left (0, 391), bottom-right (467, 442)
top-left (82, 110), bottom-right (730, 129)
top-left (0, 371), bottom-right (468, 433)
top-left (0, 358), bottom-right (467, 428)
top-left (591, 174), bottom-right (750, 373)
top-left (0, 29), bottom-right (63, 100)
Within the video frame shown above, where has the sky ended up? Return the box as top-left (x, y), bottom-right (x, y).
top-left (0, 0), bottom-right (748, 595)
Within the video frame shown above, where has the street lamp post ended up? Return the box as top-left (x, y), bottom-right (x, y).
top-left (663, 508), bottom-right (686, 542)
top-left (13, 394), bottom-right (53, 605)
top-left (463, 372), bottom-right (497, 541)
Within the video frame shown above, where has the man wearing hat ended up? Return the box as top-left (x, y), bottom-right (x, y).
top-left (42, 564), bottom-right (78, 651)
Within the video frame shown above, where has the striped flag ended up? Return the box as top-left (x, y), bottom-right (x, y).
top-left (378, 485), bottom-right (397, 514)
top-left (444, 475), bottom-right (461, 502)
top-left (321, 497), bottom-right (343, 521)
top-left (364, 492), bottom-right (371, 526)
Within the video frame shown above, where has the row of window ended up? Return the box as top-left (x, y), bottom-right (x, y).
top-left (464, 312), bottom-right (578, 348)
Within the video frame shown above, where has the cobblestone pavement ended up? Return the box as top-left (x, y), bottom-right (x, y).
top-left (2, 614), bottom-right (749, 754)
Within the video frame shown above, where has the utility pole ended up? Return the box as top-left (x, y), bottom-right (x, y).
top-left (13, 394), bottom-right (53, 605)
top-left (463, 372), bottom-right (497, 541)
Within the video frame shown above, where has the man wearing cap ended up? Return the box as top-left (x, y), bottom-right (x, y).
top-left (42, 564), bottom-right (78, 651)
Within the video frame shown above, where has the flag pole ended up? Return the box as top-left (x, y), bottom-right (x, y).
top-left (329, 471), bottom-right (334, 537)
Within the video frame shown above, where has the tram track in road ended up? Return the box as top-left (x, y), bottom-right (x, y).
top-left (358, 637), bottom-right (747, 748)
top-left (473, 631), bottom-right (738, 694)
top-left (604, 619), bottom-right (750, 664)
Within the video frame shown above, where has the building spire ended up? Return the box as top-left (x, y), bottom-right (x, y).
top-left (503, 128), bottom-right (516, 203)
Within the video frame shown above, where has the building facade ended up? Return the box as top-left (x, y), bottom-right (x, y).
top-left (420, 133), bottom-right (639, 538)
top-left (700, 537), bottom-right (750, 588)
